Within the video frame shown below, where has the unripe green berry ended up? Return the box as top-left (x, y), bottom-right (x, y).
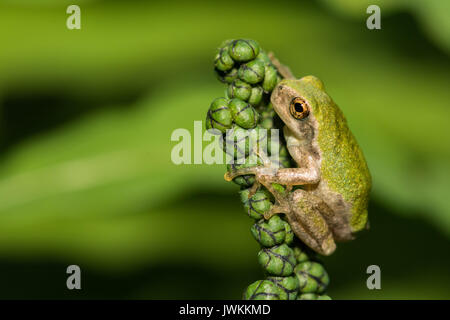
top-left (259, 109), bottom-right (276, 129)
top-left (229, 39), bottom-right (260, 62)
top-left (238, 59), bottom-right (265, 84)
top-left (259, 117), bottom-right (273, 130)
top-left (279, 144), bottom-right (293, 168)
top-left (256, 51), bottom-right (271, 64)
top-left (222, 125), bottom-right (250, 160)
top-left (262, 65), bottom-right (278, 92)
top-left (283, 220), bottom-right (294, 245)
top-left (298, 293), bottom-right (332, 300)
top-left (223, 126), bottom-right (269, 161)
top-left (228, 80), bottom-right (251, 101)
top-left (240, 188), bottom-right (273, 219)
top-left (206, 97), bottom-right (232, 134)
top-left (258, 244), bottom-right (296, 276)
top-left (229, 98), bottom-right (258, 129)
top-left (267, 276), bottom-right (300, 300)
top-left (293, 246), bottom-right (310, 263)
top-left (217, 67), bottom-right (238, 83)
top-left (247, 126), bottom-right (269, 156)
top-left (244, 280), bottom-right (281, 300)
top-left (271, 183), bottom-right (286, 195)
top-left (295, 261), bottom-right (330, 294)
top-left (251, 215), bottom-right (286, 247)
top-left (214, 46), bottom-right (234, 72)
top-left (248, 86), bottom-right (263, 106)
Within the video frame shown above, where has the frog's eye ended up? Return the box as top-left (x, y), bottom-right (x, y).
top-left (290, 97), bottom-right (310, 120)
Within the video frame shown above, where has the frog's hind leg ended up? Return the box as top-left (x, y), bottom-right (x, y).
top-left (288, 189), bottom-right (336, 256)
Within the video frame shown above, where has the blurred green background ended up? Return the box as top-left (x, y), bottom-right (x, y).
top-left (0, 0), bottom-right (449, 299)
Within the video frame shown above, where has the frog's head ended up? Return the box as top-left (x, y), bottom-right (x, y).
top-left (271, 75), bottom-right (326, 143)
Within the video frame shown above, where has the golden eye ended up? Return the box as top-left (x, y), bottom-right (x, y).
top-left (290, 97), bottom-right (310, 120)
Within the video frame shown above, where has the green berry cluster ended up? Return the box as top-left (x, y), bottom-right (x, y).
top-left (206, 39), bottom-right (281, 135)
top-left (206, 39), bottom-right (292, 174)
top-left (206, 39), bottom-right (331, 300)
top-left (215, 39), bottom-right (279, 93)
top-left (241, 193), bottom-right (331, 300)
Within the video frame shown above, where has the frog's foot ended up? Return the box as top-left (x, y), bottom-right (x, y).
top-left (225, 166), bottom-right (286, 204)
top-left (224, 167), bottom-right (263, 199)
top-left (224, 167), bottom-right (261, 199)
top-left (247, 180), bottom-right (261, 199)
top-left (264, 204), bottom-right (288, 220)
top-left (224, 166), bottom-right (258, 182)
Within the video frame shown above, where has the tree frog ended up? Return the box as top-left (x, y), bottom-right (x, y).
top-left (225, 75), bottom-right (371, 255)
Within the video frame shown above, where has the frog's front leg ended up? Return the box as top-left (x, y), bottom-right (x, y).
top-left (224, 156), bottom-right (320, 186)
top-left (263, 165), bottom-right (320, 186)
top-left (258, 153), bottom-right (320, 187)
top-left (225, 155), bottom-right (320, 205)
top-left (224, 165), bottom-right (277, 182)
top-left (225, 163), bottom-right (321, 222)
top-left (224, 166), bottom-right (271, 199)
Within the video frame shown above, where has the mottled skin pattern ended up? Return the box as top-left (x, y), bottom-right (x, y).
top-left (226, 76), bottom-right (371, 255)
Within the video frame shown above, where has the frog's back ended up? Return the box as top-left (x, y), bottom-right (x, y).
top-left (312, 85), bottom-right (371, 233)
